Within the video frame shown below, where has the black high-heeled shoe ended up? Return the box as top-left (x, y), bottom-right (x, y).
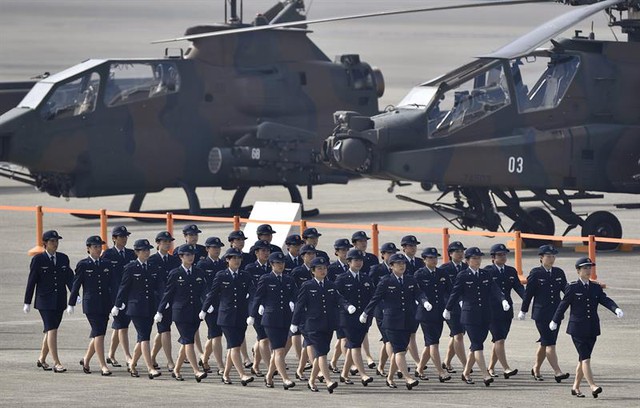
top-left (461, 374), bottom-right (474, 384)
top-left (396, 371), bottom-right (403, 379)
top-left (406, 379), bottom-right (419, 390)
top-left (221, 376), bottom-right (232, 385)
top-left (37, 360), bottom-right (52, 371)
top-left (438, 374), bottom-right (451, 382)
top-left (172, 372), bottom-right (184, 381)
top-left (195, 372), bottom-right (208, 383)
top-left (376, 368), bottom-right (387, 377)
top-left (367, 362), bottom-right (377, 369)
top-left (240, 376), bottom-right (254, 386)
top-left (307, 382), bottom-right (319, 392)
top-left (317, 375), bottom-right (325, 383)
top-left (80, 359), bottom-right (91, 374)
top-left (531, 368), bottom-right (544, 381)
top-left (295, 372), bottom-right (307, 381)
top-left (361, 376), bottom-right (373, 386)
top-left (328, 364), bottom-right (340, 373)
top-left (483, 377), bottom-right (494, 387)
top-left (251, 367), bottom-right (265, 377)
top-left (130, 368), bottom-right (140, 377)
top-left (339, 375), bottom-right (354, 385)
top-left (554, 372), bottom-right (570, 383)
top-left (283, 381), bottom-right (296, 390)
top-left (349, 368), bottom-right (359, 376)
top-left (591, 386), bottom-right (602, 398)
top-left (101, 370), bottom-right (112, 376)
top-left (487, 370), bottom-right (499, 378)
top-left (442, 363), bottom-right (456, 373)
top-left (106, 357), bottom-right (121, 368)
top-left (571, 389), bottom-right (585, 398)
top-left (385, 379), bottom-right (397, 389)
top-left (149, 370), bottom-right (161, 378)
top-left (327, 381), bottom-right (338, 394)
top-left (504, 369), bottom-right (518, 379)
top-left (52, 365), bottom-right (67, 373)
top-left (264, 378), bottom-right (274, 388)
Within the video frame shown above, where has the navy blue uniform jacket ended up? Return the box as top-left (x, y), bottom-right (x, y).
top-left (250, 272), bottom-right (297, 328)
top-left (115, 261), bottom-right (163, 317)
top-left (24, 251), bottom-right (73, 311)
top-left (521, 266), bottom-right (567, 321)
top-left (364, 274), bottom-right (427, 330)
top-left (157, 266), bottom-right (207, 323)
top-left (292, 279), bottom-right (350, 332)
top-left (445, 268), bottom-right (506, 326)
top-left (68, 257), bottom-right (113, 314)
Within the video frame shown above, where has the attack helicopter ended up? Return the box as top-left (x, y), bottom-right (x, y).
top-left (0, 0), bottom-right (385, 216)
top-left (322, 0), bottom-right (640, 249)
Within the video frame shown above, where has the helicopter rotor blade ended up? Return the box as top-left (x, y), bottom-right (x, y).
top-left (479, 0), bottom-right (625, 59)
top-left (152, 0), bottom-right (551, 44)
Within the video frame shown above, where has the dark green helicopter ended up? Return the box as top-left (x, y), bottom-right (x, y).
top-left (322, 0), bottom-right (640, 249)
top-left (0, 0), bottom-right (386, 216)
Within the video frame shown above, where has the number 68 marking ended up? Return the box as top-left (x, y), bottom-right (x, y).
top-left (508, 156), bottom-right (523, 173)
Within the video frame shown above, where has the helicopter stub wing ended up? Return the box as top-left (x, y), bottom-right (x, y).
top-left (478, 0), bottom-right (625, 59)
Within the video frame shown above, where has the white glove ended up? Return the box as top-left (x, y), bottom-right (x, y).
top-left (119, 303), bottom-right (126, 310)
top-left (153, 312), bottom-right (163, 323)
top-left (246, 293), bottom-right (250, 299)
top-left (549, 321), bottom-right (558, 331)
top-left (502, 300), bottom-right (510, 312)
top-left (198, 310), bottom-right (206, 320)
top-left (66, 305), bottom-right (74, 315)
top-left (207, 305), bottom-right (214, 313)
top-left (442, 309), bottom-right (451, 320)
top-left (615, 308), bottom-right (624, 318)
top-left (246, 316), bottom-right (255, 326)
top-left (23, 304), bottom-right (30, 313)
top-left (423, 301), bottom-right (433, 311)
top-left (110, 306), bottom-right (120, 317)
top-left (347, 305), bottom-right (357, 315)
top-left (77, 296), bottom-right (82, 304)
top-left (517, 311), bottom-right (526, 320)
top-left (164, 303), bottom-right (169, 310)
top-left (258, 305), bottom-right (265, 316)
top-left (289, 301), bottom-right (295, 312)
top-left (289, 324), bottom-right (298, 333)
top-left (359, 313), bottom-right (367, 324)
top-left (459, 300), bottom-right (463, 308)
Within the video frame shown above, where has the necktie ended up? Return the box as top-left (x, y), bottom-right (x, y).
top-left (163, 255), bottom-right (168, 264)
top-left (398, 277), bottom-right (403, 286)
top-left (319, 280), bottom-right (324, 289)
top-left (343, 264), bottom-right (348, 272)
top-left (355, 274), bottom-right (359, 283)
top-left (410, 259), bottom-right (415, 268)
top-left (231, 272), bottom-right (236, 280)
top-left (119, 250), bottom-right (125, 259)
top-left (277, 275), bottom-right (282, 283)
top-left (262, 264), bottom-right (267, 273)
top-left (50, 255), bottom-right (55, 265)
top-left (186, 269), bottom-right (191, 276)
top-left (142, 263), bottom-right (147, 271)
top-left (499, 267), bottom-right (504, 274)
top-left (456, 264), bottom-right (461, 272)
top-left (95, 260), bottom-right (99, 267)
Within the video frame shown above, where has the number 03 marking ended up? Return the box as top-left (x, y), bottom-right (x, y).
top-left (508, 156), bottom-right (523, 173)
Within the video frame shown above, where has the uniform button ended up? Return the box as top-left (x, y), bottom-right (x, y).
top-left (98, 292), bottom-right (102, 295)
top-left (146, 296), bottom-right (149, 299)
top-left (479, 303), bottom-right (482, 306)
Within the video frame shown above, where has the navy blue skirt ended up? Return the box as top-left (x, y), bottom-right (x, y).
top-left (86, 313), bottom-right (109, 338)
top-left (336, 327), bottom-right (346, 340)
top-left (376, 318), bottom-right (389, 343)
top-left (386, 329), bottom-right (411, 354)
top-left (111, 312), bottom-right (131, 330)
top-left (489, 317), bottom-right (513, 343)
top-left (465, 323), bottom-right (489, 351)
top-left (175, 321), bottom-right (200, 345)
top-left (205, 313), bottom-right (222, 339)
top-left (39, 309), bottom-right (64, 333)
top-left (344, 325), bottom-right (368, 349)
top-left (156, 306), bottom-right (172, 333)
top-left (446, 313), bottom-right (465, 337)
top-left (253, 320), bottom-right (268, 341)
top-left (572, 336), bottom-right (597, 361)
top-left (420, 320), bottom-right (444, 346)
top-left (265, 326), bottom-right (289, 350)
top-left (305, 330), bottom-right (333, 358)
top-left (535, 319), bottom-right (559, 346)
top-left (221, 325), bottom-right (246, 349)
top-left (131, 316), bottom-right (154, 342)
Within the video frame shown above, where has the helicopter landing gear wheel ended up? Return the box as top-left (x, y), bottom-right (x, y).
top-left (512, 207), bottom-right (555, 247)
top-left (420, 182), bottom-right (434, 191)
top-left (582, 211), bottom-right (622, 251)
top-left (229, 185), bottom-right (319, 217)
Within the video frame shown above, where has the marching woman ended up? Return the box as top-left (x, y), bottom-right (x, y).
top-left (519, 245), bottom-right (570, 382)
top-left (361, 253), bottom-right (430, 390)
top-left (200, 248), bottom-right (255, 386)
top-left (291, 257), bottom-right (356, 393)
top-left (550, 257), bottom-right (624, 398)
top-left (413, 247), bottom-right (452, 382)
top-left (335, 249), bottom-right (375, 386)
top-left (112, 239), bottom-right (163, 379)
top-left (149, 231), bottom-right (181, 372)
top-left (24, 230), bottom-right (73, 373)
top-left (154, 244), bottom-right (208, 382)
top-left (195, 236), bottom-right (226, 375)
top-left (443, 247), bottom-right (509, 387)
top-left (247, 252), bottom-right (297, 389)
top-left (67, 236), bottom-right (113, 376)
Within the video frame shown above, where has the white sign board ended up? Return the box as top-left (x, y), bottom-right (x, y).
top-left (243, 201), bottom-right (301, 253)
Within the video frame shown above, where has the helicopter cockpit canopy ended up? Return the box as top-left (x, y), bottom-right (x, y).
top-left (397, 51), bottom-right (580, 137)
top-left (17, 59), bottom-right (182, 121)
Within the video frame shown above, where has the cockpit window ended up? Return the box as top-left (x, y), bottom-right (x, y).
top-left (104, 62), bottom-right (180, 107)
top-left (511, 55), bottom-right (579, 113)
top-left (40, 72), bottom-right (100, 120)
top-left (429, 63), bottom-right (511, 137)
